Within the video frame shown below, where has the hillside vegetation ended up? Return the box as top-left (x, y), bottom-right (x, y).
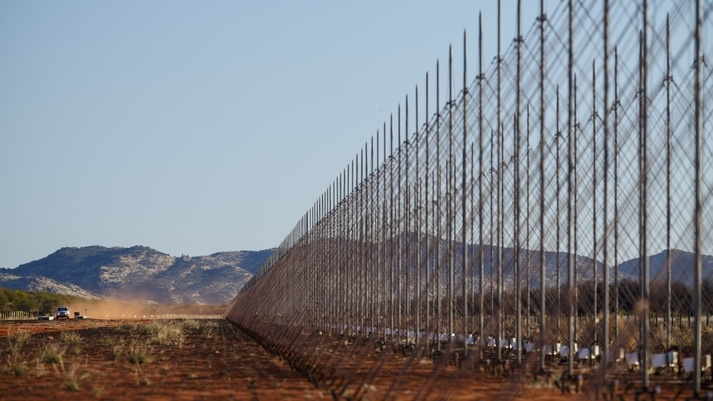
top-left (0, 288), bottom-right (84, 315)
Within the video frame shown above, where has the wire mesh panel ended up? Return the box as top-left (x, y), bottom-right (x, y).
top-left (226, 0), bottom-right (712, 398)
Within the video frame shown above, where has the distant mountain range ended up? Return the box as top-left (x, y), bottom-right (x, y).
top-left (1, 244), bottom-right (709, 305)
top-left (0, 246), bottom-right (273, 304)
top-left (456, 246), bottom-right (713, 289)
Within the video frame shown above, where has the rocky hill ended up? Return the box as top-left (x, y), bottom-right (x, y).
top-left (0, 246), bottom-right (273, 304)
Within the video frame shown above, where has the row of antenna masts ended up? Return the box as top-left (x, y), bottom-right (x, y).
top-left (234, 0), bottom-right (708, 397)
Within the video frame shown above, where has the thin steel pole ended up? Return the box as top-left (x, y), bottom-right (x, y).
top-left (362, 143), bottom-right (367, 334)
top-left (639, 11), bottom-right (650, 388)
top-left (462, 31), bottom-right (468, 355)
top-left (436, 60), bottom-right (442, 351)
top-left (342, 163), bottom-right (347, 333)
top-left (370, 134), bottom-right (375, 335)
top-left (344, 161), bottom-right (349, 334)
top-left (573, 72), bottom-right (580, 348)
top-left (496, 0), bottom-right (503, 362)
top-left (539, 0), bottom-right (547, 371)
top-left (592, 59), bottom-right (598, 344)
top-left (693, 0), bottom-right (703, 395)
top-left (665, 13), bottom-right (672, 352)
top-left (602, 0), bottom-right (610, 368)
top-left (526, 105), bottom-right (531, 340)
top-left (425, 72), bottom-right (430, 345)
top-left (353, 155), bottom-right (358, 335)
top-left (365, 141), bottom-right (370, 334)
top-left (448, 45), bottom-right (455, 346)
top-left (470, 140), bottom-right (475, 341)
top-left (567, 0), bottom-right (575, 377)
top-left (360, 145), bottom-right (365, 335)
top-left (572, 72), bottom-right (579, 375)
top-left (390, 114), bottom-right (395, 341)
top-left (398, 103), bottom-right (403, 341)
top-left (406, 95), bottom-right (411, 339)
top-left (351, 158), bottom-right (356, 335)
top-left (486, 53), bottom-right (493, 346)
top-left (556, 85), bottom-right (561, 338)
top-left (515, 0), bottom-right (522, 364)
top-left (383, 122), bottom-right (388, 341)
top-left (376, 130), bottom-right (381, 337)
top-left (416, 85), bottom-right (421, 346)
top-left (478, 11), bottom-right (485, 349)
top-left (614, 47), bottom-right (620, 340)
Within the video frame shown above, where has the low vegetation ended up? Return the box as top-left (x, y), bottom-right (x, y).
top-left (0, 318), bottom-right (243, 397)
top-left (0, 288), bottom-right (83, 315)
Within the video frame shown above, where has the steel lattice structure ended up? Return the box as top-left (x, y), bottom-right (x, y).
top-left (226, 1), bottom-right (713, 398)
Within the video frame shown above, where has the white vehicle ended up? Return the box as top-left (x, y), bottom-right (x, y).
top-left (55, 306), bottom-right (70, 319)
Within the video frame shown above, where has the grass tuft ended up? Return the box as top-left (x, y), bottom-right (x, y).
top-left (6, 328), bottom-right (31, 347)
top-left (5, 328), bottom-right (31, 376)
top-left (141, 321), bottom-right (185, 347)
top-left (61, 331), bottom-right (82, 344)
top-left (41, 341), bottom-right (67, 364)
top-left (127, 340), bottom-right (152, 365)
top-left (10, 364), bottom-right (28, 376)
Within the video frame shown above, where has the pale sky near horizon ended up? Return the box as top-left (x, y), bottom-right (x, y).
top-left (1, 1), bottom-right (540, 268)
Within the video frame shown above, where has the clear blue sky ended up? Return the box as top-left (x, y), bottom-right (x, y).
top-left (0, 1), bottom-right (539, 268)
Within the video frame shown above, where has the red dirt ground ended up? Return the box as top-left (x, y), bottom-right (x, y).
top-left (0, 318), bottom-right (708, 400)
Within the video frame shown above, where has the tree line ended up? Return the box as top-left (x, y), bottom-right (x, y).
top-left (0, 288), bottom-right (84, 314)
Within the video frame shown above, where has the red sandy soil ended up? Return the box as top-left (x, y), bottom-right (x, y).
top-left (0, 318), bottom-right (331, 400)
top-left (0, 318), bottom-right (708, 400)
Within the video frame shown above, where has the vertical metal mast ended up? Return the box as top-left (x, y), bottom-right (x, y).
top-left (365, 140), bottom-right (370, 333)
top-left (539, 0), bottom-right (547, 372)
top-left (436, 60), bottom-right (442, 351)
top-left (639, 0), bottom-right (650, 386)
top-left (383, 122), bottom-right (388, 341)
top-left (496, 0), bottom-right (504, 363)
top-left (462, 30), bottom-right (468, 355)
top-left (556, 86), bottom-right (561, 337)
top-left (337, 168), bottom-right (347, 334)
top-left (526, 105), bottom-right (531, 339)
top-left (448, 45), bottom-right (454, 345)
top-left (665, 13), bottom-right (672, 352)
top-left (567, 0), bottom-right (575, 378)
top-left (390, 114), bottom-right (395, 340)
top-left (515, 0), bottom-right (522, 364)
top-left (416, 85), bottom-right (421, 346)
top-left (470, 141), bottom-right (475, 339)
top-left (360, 144), bottom-right (365, 333)
top-left (573, 73), bottom-right (579, 357)
top-left (398, 103), bottom-right (403, 340)
top-left (359, 145), bottom-right (364, 334)
top-left (602, 0), bottom-right (610, 368)
top-left (425, 72), bottom-right (430, 344)
top-left (591, 59), bottom-right (598, 344)
top-left (353, 154), bottom-right (358, 335)
top-left (376, 130), bottom-right (381, 337)
top-left (406, 95), bottom-right (411, 337)
top-left (693, 0), bottom-right (703, 395)
top-left (614, 48), bottom-right (620, 339)
top-left (478, 11), bottom-right (485, 348)
top-left (370, 135), bottom-right (375, 334)
top-left (351, 157), bottom-right (356, 335)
